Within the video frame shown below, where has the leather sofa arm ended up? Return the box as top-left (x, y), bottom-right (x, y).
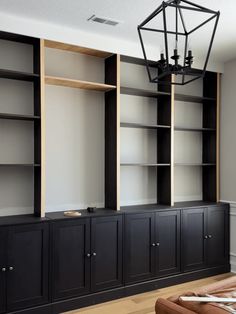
top-left (155, 298), bottom-right (196, 314)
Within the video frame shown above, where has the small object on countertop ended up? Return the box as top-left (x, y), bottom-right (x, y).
top-left (64, 211), bottom-right (81, 217)
top-left (87, 207), bottom-right (96, 213)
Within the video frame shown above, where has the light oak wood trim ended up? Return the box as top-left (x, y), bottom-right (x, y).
top-left (171, 74), bottom-right (175, 206)
top-left (44, 40), bottom-right (112, 58)
top-left (116, 54), bottom-right (121, 211)
top-left (45, 76), bottom-right (116, 92)
top-left (40, 39), bottom-right (46, 218)
top-left (216, 72), bottom-right (221, 202)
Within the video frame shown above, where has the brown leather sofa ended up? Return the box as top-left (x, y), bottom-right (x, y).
top-left (155, 275), bottom-right (236, 314)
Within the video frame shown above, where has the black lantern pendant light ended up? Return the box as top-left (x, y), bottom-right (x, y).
top-left (137, 0), bottom-right (220, 85)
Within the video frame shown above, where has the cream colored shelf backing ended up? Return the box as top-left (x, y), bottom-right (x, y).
top-left (44, 40), bottom-right (112, 58)
top-left (45, 76), bottom-right (116, 92)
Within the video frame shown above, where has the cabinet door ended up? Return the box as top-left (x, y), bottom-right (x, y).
top-left (125, 213), bottom-right (155, 284)
top-left (0, 228), bottom-right (7, 314)
top-left (91, 215), bottom-right (123, 292)
top-left (7, 223), bottom-right (49, 312)
top-left (207, 205), bottom-right (229, 266)
top-left (156, 210), bottom-right (180, 277)
top-left (182, 208), bottom-right (207, 272)
top-left (52, 218), bottom-right (90, 300)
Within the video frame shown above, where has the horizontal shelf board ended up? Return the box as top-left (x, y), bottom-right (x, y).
top-left (175, 93), bottom-right (216, 103)
top-left (45, 76), bottom-right (116, 92)
top-left (121, 122), bottom-right (170, 129)
top-left (120, 87), bottom-right (170, 98)
top-left (174, 163), bottom-right (216, 166)
top-left (121, 163), bottom-right (170, 167)
top-left (0, 163), bottom-right (40, 167)
top-left (174, 126), bottom-right (216, 132)
top-left (0, 113), bottom-right (40, 121)
top-left (0, 69), bottom-right (39, 82)
top-left (0, 31), bottom-right (38, 45)
top-left (44, 40), bottom-right (112, 58)
top-left (120, 55), bottom-right (157, 67)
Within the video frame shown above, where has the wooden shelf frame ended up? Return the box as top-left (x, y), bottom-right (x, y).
top-left (44, 39), bottom-right (112, 58)
top-left (45, 76), bottom-right (116, 92)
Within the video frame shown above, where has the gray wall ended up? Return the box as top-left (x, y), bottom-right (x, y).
top-left (221, 59), bottom-right (236, 272)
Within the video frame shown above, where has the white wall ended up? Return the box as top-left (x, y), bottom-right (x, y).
top-left (221, 59), bottom-right (236, 272)
top-left (0, 11), bottom-right (224, 73)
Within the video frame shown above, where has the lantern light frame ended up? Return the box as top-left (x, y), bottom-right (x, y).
top-left (137, 0), bottom-right (220, 85)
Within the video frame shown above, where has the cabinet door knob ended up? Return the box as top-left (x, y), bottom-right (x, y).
top-left (92, 252), bottom-right (97, 256)
top-left (204, 235), bottom-right (208, 239)
top-left (1, 267), bottom-right (6, 272)
top-left (156, 243), bottom-right (160, 246)
top-left (208, 235), bottom-right (212, 239)
top-left (86, 253), bottom-right (91, 258)
top-left (151, 243), bottom-right (156, 247)
top-left (9, 266), bottom-right (14, 271)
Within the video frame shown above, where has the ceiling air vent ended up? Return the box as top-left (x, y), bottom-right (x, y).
top-left (88, 15), bottom-right (120, 26)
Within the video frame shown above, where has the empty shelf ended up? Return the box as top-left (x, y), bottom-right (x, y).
top-left (45, 76), bottom-right (116, 92)
top-left (121, 122), bottom-right (170, 129)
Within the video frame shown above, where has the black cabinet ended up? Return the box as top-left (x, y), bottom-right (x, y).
top-left (0, 228), bottom-right (7, 314)
top-left (156, 210), bottom-right (180, 277)
top-left (52, 218), bottom-right (91, 300)
top-left (91, 216), bottom-right (123, 292)
top-left (52, 215), bottom-right (123, 301)
top-left (0, 223), bottom-right (49, 313)
top-left (182, 205), bottom-right (229, 272)
top-left (182, 207), bottom-right (207, 271)
top-left (125, 210), bottom-right (180, 284)
top-left (125, 213), bottom-right (155, 284)
top-left (207, 205), bottom-right (229, 266)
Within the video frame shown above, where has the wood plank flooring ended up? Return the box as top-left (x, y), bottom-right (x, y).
top-left (65, 273), bottom-right (234, 314)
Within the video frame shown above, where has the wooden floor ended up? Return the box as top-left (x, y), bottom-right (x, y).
top-left (65, 273), bottom-right (234, 314)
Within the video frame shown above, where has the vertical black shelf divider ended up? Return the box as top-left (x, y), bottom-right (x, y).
top-left (105, 54), bottom-right (120, 210)
top-left (33, 38), bottom-right (42, 216)
top-left (157, 73), bottom-right (172, 205)
top-left (202, 71), bottom-right (218, 202)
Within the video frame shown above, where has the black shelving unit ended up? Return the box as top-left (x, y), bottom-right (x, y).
top-left (120, 55), bottom-right (172, 206)
top-left (0, 31), bottom-right (41, 216)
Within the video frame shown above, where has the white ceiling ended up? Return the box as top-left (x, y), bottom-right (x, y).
top-left (0, 0), bottom-right (235, 63)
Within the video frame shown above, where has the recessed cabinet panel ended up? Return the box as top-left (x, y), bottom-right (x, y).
top-left (7, 223), bottom-right (49, 311)
top-left (182, 208), bottom-right (207, 271)
top-left (125, 213), bottom-right (155, 283)
top-left (156, 211), bottom-right (180, 276)
top-left (91, 216), bottom-right (123, 292)
top-left (207, 206), bottom-right (229, 266)
top-left (52, 219), bottom-right (90, 300)
top-left (0, 228), bottom-right (7, 314)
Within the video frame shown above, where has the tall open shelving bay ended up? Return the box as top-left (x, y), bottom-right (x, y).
top-left (0, 32), bottom-right (41, 217)
top-left (42, 40), bottom-right (119, 214)
top-left (120, 56), bottom-right (172, 207)
top-left (174, 73), bottom-right (219, 203)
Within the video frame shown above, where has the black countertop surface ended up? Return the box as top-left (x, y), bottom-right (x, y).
top-left (0, 201), bottom-right (228, 225)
